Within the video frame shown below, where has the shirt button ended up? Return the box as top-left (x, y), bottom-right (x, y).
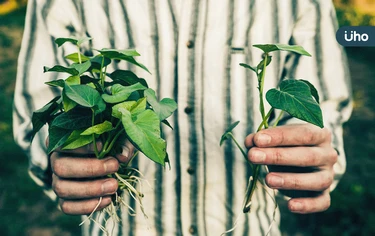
top-left (187, 166), bottom-right (195, 175)
top-left (184, 106), bottom-right (193, 114)
top-left (186, 40), bottom-right (194, 49)
top-left (189, 225), bottom-right (196, 234)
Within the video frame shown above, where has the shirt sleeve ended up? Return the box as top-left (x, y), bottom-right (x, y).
top-left (12, 0), bottom-right (81, 200)
top-left (280, 0), bottom-right (352, 190)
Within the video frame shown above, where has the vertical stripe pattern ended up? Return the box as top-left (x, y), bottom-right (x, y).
top-left (13, 0), bottom-right (353, 235)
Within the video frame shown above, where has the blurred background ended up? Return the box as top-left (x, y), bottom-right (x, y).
top-left (0, 0), bottom-right (374, 235)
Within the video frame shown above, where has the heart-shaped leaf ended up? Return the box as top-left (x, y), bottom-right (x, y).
top-left (97, 49), bottom-right (150, 73)
top-left (120, 108), bottom-right (166, 165)
top-left (266, 80), bottom-right (323, 128)
top-left (299, 79), bottom-right (320, 104)
top-left (47, 126), bottom-right (72, 154)
top-left (65, 53), bottom-right (90, 63)
top-left (51, 110), bottom-right (92, 130)
top-left (109, 70), bottom-right (148, 87)
top-left (44, 65), bottom-right (79, 76)
top-left (31, 96), bottom-right (61, 140)
top-left (71, 60), bottom-right (92, 75)
top-left (81, 121), bottom-right (114, 135)
top-left (64, 84), bottom-right (106, 113)
top-left (45, 79), bottom-right (65, 88)
top-left (112, 101), bottom-right (137, 119)
top-left (253, 44), bottom-right (311, 56)
top-left (62, 130), bottom-right (93, 150)
top-left (144, 89), bottom-right (177, 121)
top-left (55, 37), bottom-right (79, 47)
top-left (102, 83), bottom-right (147, 104)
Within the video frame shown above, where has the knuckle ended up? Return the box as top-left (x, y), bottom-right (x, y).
top-left (302, 127), bottom-right (315, 144)
top-left (52, 159), bottom-right (66, 177)
top-left (320, 173), bottom-right (333, 190)
top-left (292, 178), bottom-right (302, 190)
top-left (273, 149), bottom-right (283, 165)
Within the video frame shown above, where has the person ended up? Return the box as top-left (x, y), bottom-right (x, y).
top-left (13, 0), bottom-right (352, 235)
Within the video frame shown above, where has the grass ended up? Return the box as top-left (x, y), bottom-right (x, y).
top-left (0, 4), bottom-right (374, 236)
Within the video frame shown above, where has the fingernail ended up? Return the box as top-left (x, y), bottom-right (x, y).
top-left (257, 133), bottom-right (271, 145)
top-left (104, 158), bottom-right (119, 173)
top-left (250, 150), bottom-right (266, 163)
top-left (290, 201), bottom-right (303, 212)
top-left (269, 175), bottom-right (284, 187)
top-left (102, 180), bottom-right (117, 194)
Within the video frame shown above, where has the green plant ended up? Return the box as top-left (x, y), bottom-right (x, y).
top-left (220, 44), bottom-right (323, 215)
top-left (31, 37), bottom-right (177, 234)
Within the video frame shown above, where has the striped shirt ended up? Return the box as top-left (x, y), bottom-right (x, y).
top-left (13, 0), bottom-right (352, 235)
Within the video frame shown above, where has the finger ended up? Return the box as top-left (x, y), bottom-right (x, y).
top-left (52, 174), bottom-right (118, 199)
top-left (248, 146), bottom-right (338, 167)
top-left (59, 197), bottom-right (112, 215)
top-left (288, 190), bottom-right (331, 214)
top-left (265, 169), bottom-right (334, 191)
top-left (246, 124), bottom-right (331, 148)
top-left (51, 154), bottom-right (119, 178)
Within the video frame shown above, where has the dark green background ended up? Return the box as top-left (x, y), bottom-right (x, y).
top-left (0, 3), bottom-right (374, 236)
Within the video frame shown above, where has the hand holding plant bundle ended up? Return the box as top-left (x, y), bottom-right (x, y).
top-left (220, 44), bottom-right (325, 216)
top-left (31, 37), bottom-right (177, 234)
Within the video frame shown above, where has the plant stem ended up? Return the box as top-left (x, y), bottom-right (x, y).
top-left (77, 45), bottom-right (82, 64)
top-left (258, 53), bottom-right (268, 122)
top-left (91, 109), bottom-right (99, 157)
top-left (99, 56), bottom-right (105, 87)
top-left (273, 110), bottom-right (284, 127)
top-left (243, 164), bottom-right (261, 213)
top-left (228, 133), bottom-right (253, 169)
top-left (257, 108), bottom-right (274, 132)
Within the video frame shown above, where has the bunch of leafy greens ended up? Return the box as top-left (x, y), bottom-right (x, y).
top-left (220, 44), bottom-right (323, 216)
top-left (31, 37), bottom-right (177, 232)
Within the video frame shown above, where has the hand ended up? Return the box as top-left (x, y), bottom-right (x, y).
top-left (49, 140), bottom-right (134, 215)
top-left (244, 124), bottom-right (338, 214)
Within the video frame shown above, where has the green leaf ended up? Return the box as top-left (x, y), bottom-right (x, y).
top-left (31, 96), bottom-right (61, 140)
top-left (71, 60), bottom-right (92, 75)
top-left (55, 37), bottom-right (78, 47)
top-left (102, 83), bottom-right (147, 104)
top-left (54, 37), bottom-right (91, 47)
top-left (97, 49), bottom-right (150, 73)
top-left (51, 110), bottom-right (92, 130)
top-left (65, 53), bottom-right (90, 63)
top-left (130, 98), bottom-right (147, 118)
top-left (90, 55), bottom-right (112, 70)
top-left (62, 92), bottom-right (77, 112)
top-left (66, 75), bottom-right (80, 85)
top-left (112, 101), bottom-right (137, 119)
top-left (44, 65), bottom-right (79, 76)
top-left (77, 37), bottom-right (92, 46)
top-left (257, 56), bottom-right (272, 72)
top-left (220, 121), bottom-right (240, 146)
top-left (62, 130), bottom-right (93, 150)
top-left (144, 89), bottom-right (177, 121)
top-left (239, 63), bottom-right (257, 73)
top-left (120, 109), bottom-right (166, 165)
top-left (253, 44), bottom-right (312, 57)
top-left (266, 80), bottom-right (324, 128)
top-left (64, 84), bottom-right (106, 113)
top-left (299, 79), bottom-right (320, 104)
top-left (109, 70), bottom-right (148, 87)
top-left (47, 126), bottom-right (72, 154)
top-left (81, 121), bottom-right (114, 135)
top-left (45, 79), bottom-right (65, 88)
